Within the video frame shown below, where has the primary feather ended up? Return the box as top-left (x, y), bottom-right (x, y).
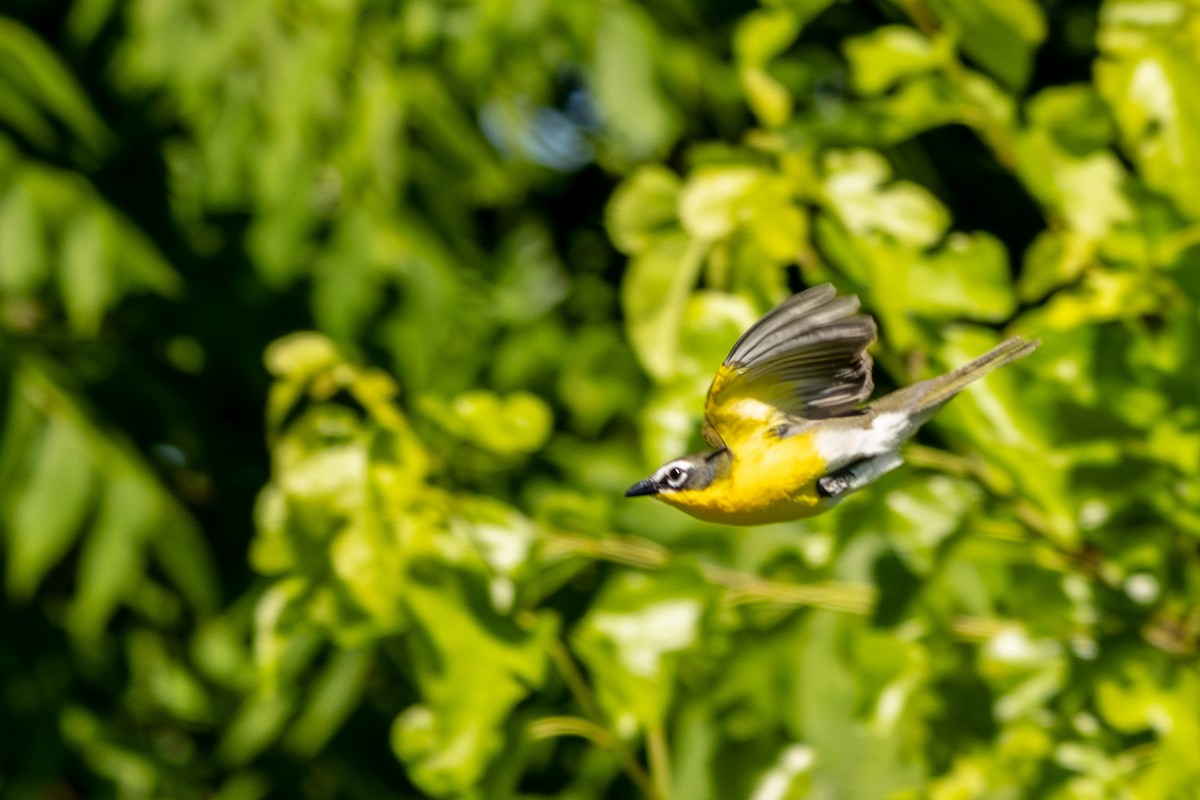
top-left (704, 285), bottom-right (876, 446)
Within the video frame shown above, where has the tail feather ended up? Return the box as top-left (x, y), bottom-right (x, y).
top-left (874, 336), bottom-right (1040, 420)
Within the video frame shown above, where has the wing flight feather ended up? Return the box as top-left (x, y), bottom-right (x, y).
top-left (704, 285), bottom-right (876, 445)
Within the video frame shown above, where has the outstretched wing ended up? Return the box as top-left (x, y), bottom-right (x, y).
top-left (703, 284), bottom-right (877, 447)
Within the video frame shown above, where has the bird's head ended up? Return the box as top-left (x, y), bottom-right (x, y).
top-left (625, 450), bottom-right (730, 498)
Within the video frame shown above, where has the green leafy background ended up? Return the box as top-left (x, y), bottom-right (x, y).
top-left (2, 1), bottom-right (1200, 797)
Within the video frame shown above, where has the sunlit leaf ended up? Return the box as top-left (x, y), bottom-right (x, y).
top-left (1015, 133), bottom-right (1133, 240)
top-left (607, 165), bottom-right (682, 255)
top-left (679, 166), bottom-right (763, 241)
top-left (427, 390), bottom-right (554, 455)
top-left (907, 232), bottom-right (1017, 321)
top-left (573, 569), bottom-right (709, 733)
top-left (57, 208), bottom-right (112, 336)
top-left (1096, 2), bottom-right (1200, 220)
top-left (621, 231), bottom-right (708, 380)
top-left (733, 8), bottom-right (802, 66)
top-left (4, 414), bottom-right (95, 598)
top-left (1018, 229), bottom-right (1096, 302)
top-left (844, 26), bottom-right (952, 96)
top-left (0, 182), bottom-right (49, 293)
top-left (734, 8), bottom-right (803, 126)
top-left (821, 149), bottom-right (950, 248)
top-left (392, 568), bottom-right (552, 796)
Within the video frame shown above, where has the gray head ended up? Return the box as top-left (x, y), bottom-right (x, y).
top-left (625, 450), bottom-right (729, 498)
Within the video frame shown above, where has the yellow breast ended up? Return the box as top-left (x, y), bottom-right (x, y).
top-left (658, 427), bottom-right (828, 525)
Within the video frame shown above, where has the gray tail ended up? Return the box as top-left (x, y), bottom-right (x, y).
top-left (873, 336), bottom-right (1040, 421)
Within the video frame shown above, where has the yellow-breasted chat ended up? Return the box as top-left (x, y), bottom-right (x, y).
top-left (625, 284), bottom-right (1039, 525)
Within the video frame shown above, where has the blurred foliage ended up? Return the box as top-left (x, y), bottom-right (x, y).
top-left (3, 0), bottom-right (1200, 798)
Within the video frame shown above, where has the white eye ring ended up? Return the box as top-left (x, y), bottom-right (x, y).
top-left (665, 466), bottom-right (687, 488)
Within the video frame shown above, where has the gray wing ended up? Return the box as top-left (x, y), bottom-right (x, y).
top-left (711, 284), bottom-right (877, 422)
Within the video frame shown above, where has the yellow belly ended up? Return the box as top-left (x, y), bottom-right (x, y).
top-left (657, 430), bottom-right (827, 525)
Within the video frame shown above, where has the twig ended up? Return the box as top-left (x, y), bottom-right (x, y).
top-left (548, 637), bottom-right (605, 724)
top-left (543, 530), bottom-right (670, 569)
top-left (700, 564), bottom-right (876, 615)
top-left (545, 639), bottom-right (663, 800)
top-left (646, 724), bottom-right (672, 800)
top-left (542, 531), bottom-right (877, 615)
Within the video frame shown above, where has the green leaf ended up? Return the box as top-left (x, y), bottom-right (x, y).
top-left (328, 515), bottom-right (409, 638)
top-left (57, 208), bottom-right (113, 336)
top-left (821, 149), bottom-right (950, 248)
top-left (311, 218), bottom-right (383, 343)
top-left (762, 0), bottom-right (838, 27)
top-left (572, 569), bottom-right (708, 733)
top-left (0, 183), bottom-right (49, 293)
top-left (216, 691), bottom-right (296, 767)
top-left (741, 66), bottom-right (794, 128)
top-left (491, 222), bottom-right (569, 324)
top-left (1096, 34), bottom-right (1200, 221)
top-left (924, 0), bottom-right (1047, 90)
top-left (593, 3), bottom-right (678, 161)
top-left (1024, 84), bottom-right (1115, 155)
top-left (67, 468), bottom-right (160, 644)
top-left (1018, 229), bottom-right (1095, 302)
top-left (0, 18), bottom-right (112, 158)
top-left (66, 0), bottom-right (120, 47)
top-left (392, 568), bottom-right (551, 797)
top-left (1015, 131), bottom-right (1133, 240)
top-left (424, 390), bottom-right (554, 455)
top-left (110, 214), bottom-right (182, 297)
top-left (639, 378), bottom-right (709, 468)
top-left (126, 628), bottom-right (214, 723)
top-left (864, 475), bottom-right (981, 575)
top-left (264, 332), bottom-right (341, 380)
top-left (4, 414), bottom-right (95, 599)
top-left (928, 327), bottom-right (1077, 546)
top-left (1019, 268), bottom-right (1160, 331)
top-left (553, 325), bottom-right (644, 435)
top-left (621, 231), bottom-right (707, 380)
top-left (150, 514), bottom-right (220, 615)
top-left (678, 165), bottom-right (763, 241)
top-left (283, 647), bottom-right (373, 757)
top-left (451, 497), bottom-right (537, 598)
top-left (907, 232), bottom-right (1017, 321)
top-left (733, 8), bottom-right (804, 126)
top-left (844, 26), bottom-right (952, 96)
top-left (678, 291), bottom-right (758, 378)
top-left (793, 612), bottom-right (926, 795)
top-left (607, 165), bottom-right (682, 255)
top-left (733, 8), bottom-right (802, 66)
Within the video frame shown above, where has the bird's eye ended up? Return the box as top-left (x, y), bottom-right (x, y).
top-left (665, 466), bottom-right (687, 487)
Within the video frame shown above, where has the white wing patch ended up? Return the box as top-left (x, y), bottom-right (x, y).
top-left (813, 412), bottom-right (910, 472)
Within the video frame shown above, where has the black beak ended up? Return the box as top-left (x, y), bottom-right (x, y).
top-left (625, 477), bottom-right (659, 497)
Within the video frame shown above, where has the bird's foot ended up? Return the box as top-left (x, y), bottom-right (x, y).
top-left (817, 451), bottom-right (904, 499)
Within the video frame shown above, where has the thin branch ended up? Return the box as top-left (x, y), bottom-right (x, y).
top-left (546, 639), bottom-right (663, 800)
top-left (548, 637), bottom-right (605, 724)
top-left (528, 715), bottom-right (614, 746)
top-left (700, 564), bottom-right (876, 615)
top-left (542, 530), bottom-right (877, 615)
top-left (646, 724), bottom-right (672, 800)
top-left (543, 530), bottom-right (670, 569)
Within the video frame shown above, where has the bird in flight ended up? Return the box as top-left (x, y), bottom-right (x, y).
top-left (625, 284), bottom-right (1038, 524)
